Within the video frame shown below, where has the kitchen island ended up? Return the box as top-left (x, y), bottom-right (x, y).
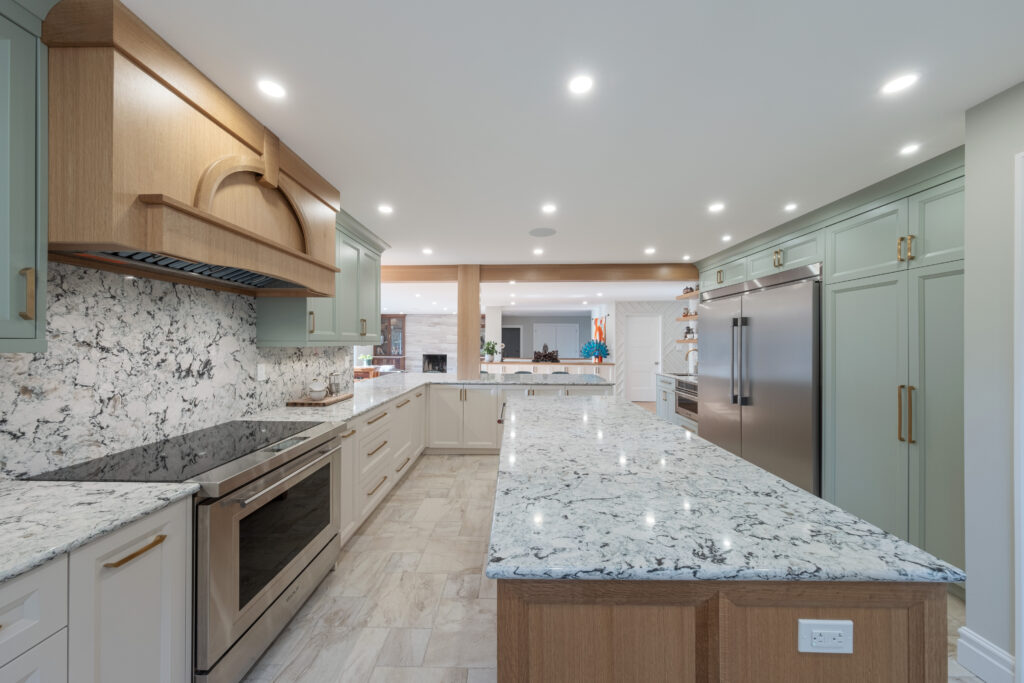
top-left (486, 396), bottom-right (963, 682)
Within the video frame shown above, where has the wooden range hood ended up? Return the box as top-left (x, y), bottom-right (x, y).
top-left (43, 0), bottom-right (340, 296)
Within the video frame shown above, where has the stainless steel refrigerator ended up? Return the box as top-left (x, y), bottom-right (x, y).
top-left (697, 264), bottom-right (821, 495)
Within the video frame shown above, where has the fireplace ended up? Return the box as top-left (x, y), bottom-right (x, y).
top-left (422, 354), bottom-right (448, 373)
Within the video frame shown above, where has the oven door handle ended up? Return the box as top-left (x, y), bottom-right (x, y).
top-left (229, 445), bottom-right (339, 509)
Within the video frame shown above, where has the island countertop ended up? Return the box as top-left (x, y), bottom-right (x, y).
top-left (485, 396), bottom-right (964, 583)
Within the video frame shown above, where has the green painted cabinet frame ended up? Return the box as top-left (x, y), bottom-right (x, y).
top-left (0, 1), bottom-right (50, 353)
top-left (256, 209), bottom-right (388, 347)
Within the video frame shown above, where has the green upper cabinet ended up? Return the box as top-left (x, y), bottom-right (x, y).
top-left (256, 209), bottom-right (389, 347)
top-left (824, 200), bottom-right (909, 284)
top-left (747, 231), bottom-right (823, 279)
top-left (699, 259), bottom-right (746, 292)
top-left (0, 8), bottom-right (46, 352)
top-left (907, 178), bottom-right (964, 268)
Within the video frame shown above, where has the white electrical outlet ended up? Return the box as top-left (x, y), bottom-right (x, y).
top-left (798, 619), bottom-right (853, 654)
top-left (256, 363), bottom-right (267, 382)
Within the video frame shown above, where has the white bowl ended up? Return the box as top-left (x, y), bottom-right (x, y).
top-left (308, 389), bottom-right (328, 401)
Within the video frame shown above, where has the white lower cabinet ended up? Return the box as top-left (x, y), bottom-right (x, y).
top-left (68, 498), bottom-right (191, 683)
top-left (427, 386), bottom-right (502, 450)
top-left (0, 555), bottom-right (67, 670)
top-left (0, 628), bottom-right (67, 683)
top-left (338, 426), bottom-right (359, 546)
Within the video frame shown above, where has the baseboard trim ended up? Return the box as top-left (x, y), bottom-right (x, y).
top-left (422, 447), bottom-right (500, 456)
top-left (958, 627), bottom-right (1015, 683)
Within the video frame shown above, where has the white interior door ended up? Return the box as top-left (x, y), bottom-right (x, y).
top-left (625, 315), bottom-right (661, 401)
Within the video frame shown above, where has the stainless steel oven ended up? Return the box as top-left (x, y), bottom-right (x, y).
top-left (675, 378), bottom-right (698, 420)
top-left (195, 428), bottom-right (342, 683)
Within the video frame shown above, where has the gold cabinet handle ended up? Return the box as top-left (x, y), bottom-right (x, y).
top-left (395, 457), bottom-right (411, 473)
top-left (368, 440), bottom-right (388, 457)
top-left (367, 476), bottom-right (387, 496)
top-left (397, 399), bottom-right (411, 408)
top-left (360, 318), bottom-right (367, 336)
top-left (367, 412), bottom-right (388, 425)
top-left (341, 429), bottom-right (356, 439)
top-left (716, 269), bottom-right (723, 284)
top-left (906, 235), bottom-right (915, 261)
top-left (309, 311), bottom-right (315, 334)
top-left (907, 385), bottom-right (916, 444)
top-left (897, 236), bottom-right (905, 263)
top-left (18, 268), bottom-right (35, 321)
top-left (897, 385), bottom-right (906, 442)
top-left (103, 534), bottom-right (167, 569)
top-left (776, 249), bottom-right (784, 268)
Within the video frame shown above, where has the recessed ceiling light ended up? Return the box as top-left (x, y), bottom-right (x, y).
top-left (568, 74), bottom-right (594, 95)
top-left (541, 203), bottom-right (557, 214)
top-left (432, 301), bottom-right (437, 305)
top-left (708, 202), bottom-right (725, 213)
top-left (582, 300), bottom-right (588, 305)
top-left (881, 73), bottom-right (919, 95)
top-left (510, 293), bottom-right (516, 298)
top-left (597, 292), bottom-right (603, 297)
top-left (722, 235), bottom-right (732, 242)
top-left (510, 301), bottom-right (517, 306)
top-left (784, 202), bottom-right (798, 212)
top-left (382, 307), bottom-right (387, 311)
top-left (377, 203), bottom-right (394, 215)
top-left (899, 142), bottom-right (921, 156)
top-left (644, 247), bottom-right (656, 255)
top-left (257, 79), bottom-right (286, 98)
top-left (682, 254), bottom-right (691, 261)
top-left (533, 248), bottom-right (544, 256)
top-left (421, 247), bottom-right (433, 255)
top-left (509, 280), bottom-right (516, 284)
top-left (443, 307), bottom-right (448, 311)
top-left (415, 293), bottom-right (421, 298)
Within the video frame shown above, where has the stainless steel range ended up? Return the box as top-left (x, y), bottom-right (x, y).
top-left (30, 419), bottom-right (344, 683)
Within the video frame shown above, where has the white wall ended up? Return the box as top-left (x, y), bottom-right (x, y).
top-left (484, 307), bottom-right (502, 353)
top-left (405, 314), bottom-right (458, 372)
top-left (961, 80), bottom-right (1024, 676)
top-left (611, 301), bottom-right (692, 399)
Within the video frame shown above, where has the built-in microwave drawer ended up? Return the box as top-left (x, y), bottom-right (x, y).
top-left (0, 556), bottom-right (67, 668)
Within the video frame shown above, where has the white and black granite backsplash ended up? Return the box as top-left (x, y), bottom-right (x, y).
top-left (0, 263), bottom-right (352, 478)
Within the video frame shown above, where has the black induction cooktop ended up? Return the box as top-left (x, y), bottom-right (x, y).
top-left (28, 420), bottom-right (323, 484)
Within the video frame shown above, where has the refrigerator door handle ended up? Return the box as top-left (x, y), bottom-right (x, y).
top-left (730, 317), bottom-right (739, 404)
top-left (738, 317), bottom-right (751, 406)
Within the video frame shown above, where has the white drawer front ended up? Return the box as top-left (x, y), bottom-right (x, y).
top-left (0, 556), bottom-right (67, 668)
top-left (0, 627), bottom-right (67, 683)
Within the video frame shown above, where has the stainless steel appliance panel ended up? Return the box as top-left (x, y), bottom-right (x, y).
top-left (196, 437), bottom-right (341, 672)
top-left (696, 293), bottom-right (742, 455)
top-left (738, 280), bottom-right (821, 494)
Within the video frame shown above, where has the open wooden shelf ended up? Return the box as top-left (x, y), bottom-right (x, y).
top-left (675, 291), bottom-right (700, 300)
top-left (676, 338), bottom-right (698, 344)
top-left (676, 314), bottom-right (698, 321)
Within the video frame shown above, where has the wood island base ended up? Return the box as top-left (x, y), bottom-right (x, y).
top-left (497, 579), bottom-right (947, 682)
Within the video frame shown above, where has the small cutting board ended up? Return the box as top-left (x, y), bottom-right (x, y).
top-left (286, 392), bottom-right (353, 407)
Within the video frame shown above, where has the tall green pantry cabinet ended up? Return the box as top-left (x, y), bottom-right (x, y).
top-left (256, 209), bottom-right (387, 347)
top-left (0, 0), bottom-right (51, 352)
top-left (823, 177), bottom-right (964, 573)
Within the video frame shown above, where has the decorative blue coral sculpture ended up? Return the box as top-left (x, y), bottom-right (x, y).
top-left (580, 340), bottom-right (610, 359)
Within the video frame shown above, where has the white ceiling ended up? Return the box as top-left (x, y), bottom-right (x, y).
top-left (124, 0), bottom-right (1024, 266)
top-left (382, 280), bottom-right (687, 314)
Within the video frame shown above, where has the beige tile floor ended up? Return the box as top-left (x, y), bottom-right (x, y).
top-left (243, 454), bottom-right (980, 683)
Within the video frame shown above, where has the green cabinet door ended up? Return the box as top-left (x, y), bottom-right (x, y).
top-left (745, 246), bottom-right (777, 279)
top-left (335, 232), bottom-right (362, 342)
top-left (907, 261), bottom-right (964, 569)
top-left (0, 14), bottom-right (44, 350)
top-left (358, 245), bottom-right (381, 342)
top-left (824, 271), bottom-right (909, 539)
top-left (907, 178), bottom-right (964, 269)
top-left (825, 200), bottom-right (908, 284)
top-left (702, 260), bottom-right (748, 291)
top-left (776, 230), bottom-right (823, 271)
top-left (306, 230), bottom-right (345, 344)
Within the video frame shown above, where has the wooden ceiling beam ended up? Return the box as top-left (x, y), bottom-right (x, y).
top-left (382, 263), bottom-right (697, 283)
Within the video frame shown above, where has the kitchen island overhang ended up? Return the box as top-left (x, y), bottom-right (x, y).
top-left (486, 396), bottom-right (964, 682)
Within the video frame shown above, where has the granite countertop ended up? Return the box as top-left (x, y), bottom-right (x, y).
top-left (254, 371), bottom-right (611, 423)
top-left (0, 480), bottom-right (198, 583)
top-left (485, 396), bottom-right (964, 583)
top-left (657, 372), bottom-right (698, 385)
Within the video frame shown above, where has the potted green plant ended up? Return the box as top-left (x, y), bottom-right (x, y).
top-left (483, 340), bottom-right (498, 362)
top-left (358, 353), bottom-right (374, 367)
